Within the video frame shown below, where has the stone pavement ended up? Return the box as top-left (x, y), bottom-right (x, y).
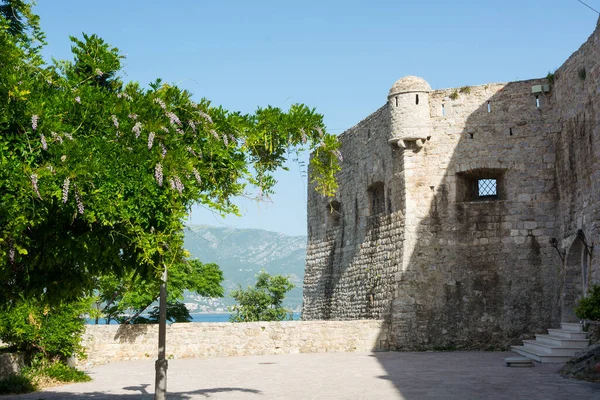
top-left (4, 351), bottom-right (600, 399)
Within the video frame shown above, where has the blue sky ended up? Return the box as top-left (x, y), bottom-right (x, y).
top-left (34, 0), bottom-right (599, 235)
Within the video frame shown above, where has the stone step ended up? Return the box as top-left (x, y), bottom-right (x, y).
top-left (561, 322), bottom-right (584, 332)
top-left (534, 334), bottom-right (589, 348)
top-left (511, 346), bottom-right (574, 363)
top-left (522, 340), bottom-right (585, 356)
top-left (504, 356), bottom-right (534, 367)
top-left (546, 329), bottom-right (588, 340)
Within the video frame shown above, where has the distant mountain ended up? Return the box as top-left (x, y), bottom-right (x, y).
top-left (182, 225), bottom-right (307, 313)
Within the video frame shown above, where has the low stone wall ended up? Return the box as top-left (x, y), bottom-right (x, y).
top-left (0, 353), bottom-right (25, 380)
top-left (80, 320), bottom-right (388, 367)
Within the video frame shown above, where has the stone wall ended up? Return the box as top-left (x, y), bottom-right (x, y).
top-left (553, 19), bottom-right (600, 321)
top-left (304, 105), bottom-right (403, 321)
top-left (304, 19), bottom-right (600, 351)
top-left (79, 320), bottom-right (388, 367)
top-left (0, 353), bottom-right (25, 380)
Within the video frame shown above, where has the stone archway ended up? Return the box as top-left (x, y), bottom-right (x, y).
top-left (562, 235), bottom-right (589, 322)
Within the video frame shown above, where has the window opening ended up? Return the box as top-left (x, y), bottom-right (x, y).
top-left (415, 94), bottom-right (419, 105)
top-left (367, 182), bottom-right (385, 216)
top-left (469, 133), bottom-right (474, 139)
top-left (441, 103), bottom-right (446, 117)
top-left (478, 179), bottom-right (497, 197)
top-left (326, 201), bottom-right (342, 228)
top-left (487, 101), bottom-right (491, 113)
top-left (535, 95), bottom-right (540, 108)
top-left (395, 96), bottom-right (398, 107)
top-left (509, 128), bottom-right (513, 136)
top-left (456, 168), bottom-right (505, 202)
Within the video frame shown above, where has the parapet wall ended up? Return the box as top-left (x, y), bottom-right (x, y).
top-left (80, 320), bottom-right (388, 367)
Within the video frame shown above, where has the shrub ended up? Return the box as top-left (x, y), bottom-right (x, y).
top-left (0, 299), bottom-right (88, 362)
top-left (0, 374), bottom-right (36, 395)
top-left (449, 90), bottom-right (459, 100)
top-left (575, 284), bottom-right (600, 321)
top-left (39, 362), bottom-right (91, 383)
top-left (459, 86), bottom-right (471, 94)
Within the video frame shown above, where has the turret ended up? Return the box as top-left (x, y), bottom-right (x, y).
top-left (387, 76), bottom-right (432, 148)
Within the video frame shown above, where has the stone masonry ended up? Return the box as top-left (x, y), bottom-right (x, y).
top-left (79, 320), bottom-right (387, 367)
top-left (303, 19), bottom-right (600, 351)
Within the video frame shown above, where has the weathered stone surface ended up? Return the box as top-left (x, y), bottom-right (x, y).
top-left (79, 320), bottom-right (388, 367)
top-left (560, 344), bottom-right (600, 382)
top-left (0, 353), bottom-right (25, 380)
top-left (304, 19), bottom-right (600, 351)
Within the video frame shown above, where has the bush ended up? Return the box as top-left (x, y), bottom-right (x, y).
top-left (229, 270), bottom-right (295, 322)
top-left (575, 284), bottom-right (600, 321)
top-left (39, 362), bottom-right (91, 383)
top-left (0, 374), bottom-right (36, 395)
top-left (0, 299), bottom-right (88, 362)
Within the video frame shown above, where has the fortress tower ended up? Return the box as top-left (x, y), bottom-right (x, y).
top-left (387, 76), bottom-right (432, 148)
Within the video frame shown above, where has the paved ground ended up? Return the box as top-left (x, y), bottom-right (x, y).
top-left (3, 351), bottom-right (600, 399)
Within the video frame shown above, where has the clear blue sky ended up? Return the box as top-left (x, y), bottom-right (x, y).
top-left (34, 0), bottom-right (599, 235)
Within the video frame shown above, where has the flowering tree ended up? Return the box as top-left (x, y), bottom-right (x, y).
top-left (0, 1), bottom-right (340, 304)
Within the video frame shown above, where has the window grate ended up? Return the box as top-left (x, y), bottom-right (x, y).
top-left (478, 179), bottom-right (497, 197)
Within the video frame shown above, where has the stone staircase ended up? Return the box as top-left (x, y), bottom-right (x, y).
top-left (511, 322), bottom-right (589, 363)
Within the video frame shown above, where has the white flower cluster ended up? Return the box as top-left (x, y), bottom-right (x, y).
top-left (192, 168), bottom-right (201, 184)
top-left (74, 185), bottom-right (84, 214)
top-left (31, 174), bottom-right (41, 199)
top-left (155, 163), bottom-right (163, 186)
top-left (154, 98), bottom-right (166, 110)
top-left (169, 176), bottom-right (184, 194)
top-left (166, 112), bottom-right (182, 126)
top-left (132, 122), bottom-right (142, 139)
top-left (62, 177), bottom-right (70, 203)
top-left (148, 132), bottom-right (155, 150)
top-left (197, 110), bottom-right (213, 124)
top-left (117, 92), bottom-right (132, 101)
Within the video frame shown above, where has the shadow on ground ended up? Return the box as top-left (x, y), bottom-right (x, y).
top-left (3, 386), bottom-right (261, 399)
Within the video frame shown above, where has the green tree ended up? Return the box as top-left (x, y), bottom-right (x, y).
top-left (95, 259), bottom-right (223, 324)
top-left (0, 0), bottom-right (340, 304)
top-left (229, 270), bottom-right (295, 322)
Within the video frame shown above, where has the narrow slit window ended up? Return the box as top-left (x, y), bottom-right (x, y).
top-left (395, 96), bottom-right (398, 107)
top-left (478, 179), bottom-right (497, 197)
top-left (535, 95), bottom-right (540, 108)
top-left (415, 94), bottom-right (419, 105)
top-left (509, 128), bottom-right (513, 136)
top-left (441, 103), bottom-right (446, 116)
top-left (487, 101), bottom-right (491, 113)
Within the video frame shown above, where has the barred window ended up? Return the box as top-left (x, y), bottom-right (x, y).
top-left (478, 179), bottom-right (497, 197)
top-left (456, 169), bottom-right (505, 202)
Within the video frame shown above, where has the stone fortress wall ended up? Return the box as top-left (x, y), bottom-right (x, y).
top-left (79, 320), bottom-right (387, 367)
top-left (304, 19), bottom-right (600, 350)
